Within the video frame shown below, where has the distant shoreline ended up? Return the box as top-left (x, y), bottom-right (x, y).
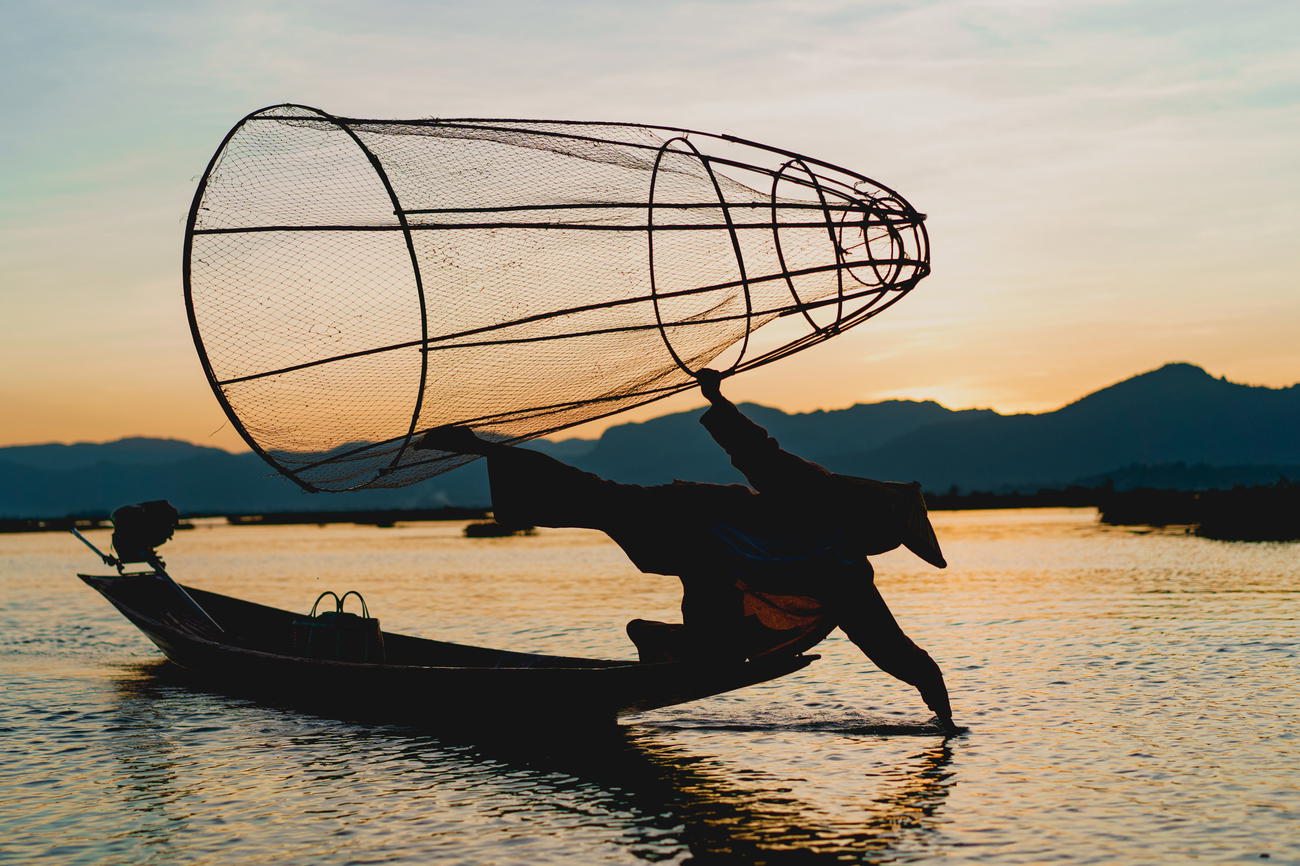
top-left (6, 483), bottom-right (1295, 541)
top-left (0, 506), bottom-right (489, 534)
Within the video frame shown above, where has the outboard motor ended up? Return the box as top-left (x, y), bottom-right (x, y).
top-left (72, 500), bottom-right (224, 635)
top-left (111, 500), bottom-right (180, 565)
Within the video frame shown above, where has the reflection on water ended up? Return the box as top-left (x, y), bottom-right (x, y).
top-left (1, 509), bottom-right (1296, 863)
top-left (96, 661), bottom-right (953, 865)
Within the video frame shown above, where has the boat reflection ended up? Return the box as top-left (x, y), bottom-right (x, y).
top-left (107, 661), bottom-right (956, 863)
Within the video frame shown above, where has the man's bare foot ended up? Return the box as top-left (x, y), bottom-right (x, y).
top-left (930, 715), bottom-right (968, 736)
top-left (415, 425), bottom-right (488, 454)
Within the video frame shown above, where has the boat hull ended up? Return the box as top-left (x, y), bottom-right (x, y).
top-left (80, 572), bottom-right (817, 726)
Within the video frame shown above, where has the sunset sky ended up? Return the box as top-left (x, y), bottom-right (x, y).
top-left (3, 0), bottom-right (1297, 451)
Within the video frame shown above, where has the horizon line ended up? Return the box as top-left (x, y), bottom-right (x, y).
top-left (5, 360), bottom-right (1294, 452)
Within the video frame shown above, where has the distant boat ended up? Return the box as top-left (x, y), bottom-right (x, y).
top-left (79, 570), bottom-right (817, 726)
top-left (463, 520), bottom-right (536, 538)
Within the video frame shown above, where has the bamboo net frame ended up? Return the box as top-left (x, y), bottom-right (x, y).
top-left (184, 104), bottom-right (930, 491)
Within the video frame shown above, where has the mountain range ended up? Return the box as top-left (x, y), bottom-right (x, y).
top-left (2, 363), bottom-right (1296, 517)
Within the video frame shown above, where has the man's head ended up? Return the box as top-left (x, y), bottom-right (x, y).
top-left (836, 476), bottom-right (947, 568)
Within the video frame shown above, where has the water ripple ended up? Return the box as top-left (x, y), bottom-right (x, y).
top-left (1, 511), bottom-right (1296, 863)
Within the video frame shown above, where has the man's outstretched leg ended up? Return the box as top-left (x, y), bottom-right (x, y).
top-left (832, 581), bottom-right (962, 734)
top-left (418, 426), bottom-right (634, 530)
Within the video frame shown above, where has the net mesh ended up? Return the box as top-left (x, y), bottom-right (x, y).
top-left (185, 104), bottom-right (931, 492)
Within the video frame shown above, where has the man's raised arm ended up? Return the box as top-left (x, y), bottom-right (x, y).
top-left (695, 369), bottom-right (831, 495)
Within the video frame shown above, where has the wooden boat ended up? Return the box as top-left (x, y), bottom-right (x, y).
top-left (79, 570), bottom-right (818, 726)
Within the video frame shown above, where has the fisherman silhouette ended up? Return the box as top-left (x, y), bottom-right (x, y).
top-left (417, 369), bottom-right (958, 732)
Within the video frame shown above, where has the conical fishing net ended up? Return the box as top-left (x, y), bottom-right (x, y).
top-left (185, 104), bottom-right (931, 492)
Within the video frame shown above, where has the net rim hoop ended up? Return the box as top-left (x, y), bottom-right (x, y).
top-left (182, 103), bottom-right (431, 492)
top-left (327, 116), bottom-right (431, 477)
top-left (647, 135), bottom-right (753, 377)
top-left (770, 156), bottom-right (847, 336)
top-left (183, 103), bottom-right (319, 492)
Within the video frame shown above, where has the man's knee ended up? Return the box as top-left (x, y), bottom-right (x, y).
top-left (626, 618), bottom-right (746, 664)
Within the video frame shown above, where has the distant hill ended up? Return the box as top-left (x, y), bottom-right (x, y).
top-left (0, 436), bottom-right (494, 517)
top-left (821, 363), bottom-right (1300, 490)
top-left (574, 400), bottom-right (997, 485)
top-left (2, 363), bottom-right (1296, 517)
top-left (0, 437), bottom-right (232, 472)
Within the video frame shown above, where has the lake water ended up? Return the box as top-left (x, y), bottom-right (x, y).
top-left (1, 508), bottom-right (1296, 864)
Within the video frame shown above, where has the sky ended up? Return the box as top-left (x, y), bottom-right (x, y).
top-left (2, 0), bottom-right (1297, 450)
